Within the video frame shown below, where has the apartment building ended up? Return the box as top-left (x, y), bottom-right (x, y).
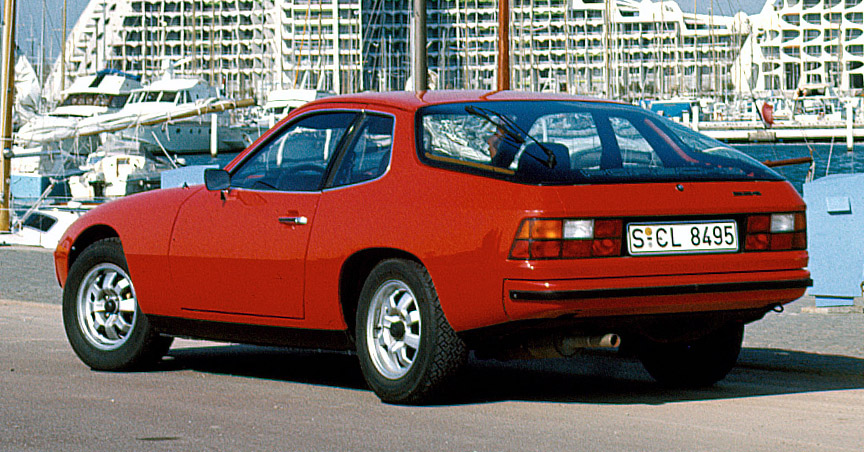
top-left (46, 0), bottom-right (751, 102)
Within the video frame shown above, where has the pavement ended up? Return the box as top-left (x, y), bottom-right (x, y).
top-left (2, 244), bottom-right (864, 451)
top-left (0, 245), bottom-right (62, 305)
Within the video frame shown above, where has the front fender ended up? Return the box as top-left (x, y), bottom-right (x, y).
top-left (54, 187), bottom-right (201, 305)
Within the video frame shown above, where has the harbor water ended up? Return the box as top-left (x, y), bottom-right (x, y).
top-left (734, 143), bottom-right (864, 193)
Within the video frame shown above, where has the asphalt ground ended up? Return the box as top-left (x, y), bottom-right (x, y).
top-left (2, 245), bottom-right (864, 451)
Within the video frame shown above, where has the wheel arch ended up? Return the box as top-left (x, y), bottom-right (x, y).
top-left (67, 225), bottom-right (120, 273)
top-left (338, 248), bottom-right (424, 340)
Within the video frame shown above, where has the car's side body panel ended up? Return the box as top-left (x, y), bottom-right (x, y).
top-left (168, 188), bottom-right (320, 320)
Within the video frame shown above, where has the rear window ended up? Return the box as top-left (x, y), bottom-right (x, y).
top-left (418, 101), bottom-right (782, 184)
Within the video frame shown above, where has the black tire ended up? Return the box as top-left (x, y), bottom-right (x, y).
top-left (636, 323), bottom-right (744, 387)
top-left (62, 238), bottom-right (173, 371)
top-left (355, 259), bottom-right (468, 404)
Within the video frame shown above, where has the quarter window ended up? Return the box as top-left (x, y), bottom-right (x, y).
top-left (231, 112), bottom-right (356, 191)
top-left (331, 115), bottom-right (394, 187)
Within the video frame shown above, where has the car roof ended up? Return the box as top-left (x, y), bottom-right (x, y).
top-left (302, 90), bottom-right (623, 112)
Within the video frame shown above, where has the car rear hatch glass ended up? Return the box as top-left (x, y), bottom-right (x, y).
top-left (417, 101), bottom-right (784, 185)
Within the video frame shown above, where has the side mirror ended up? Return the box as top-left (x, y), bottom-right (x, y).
top-left (204, 168), bottom-right (231, 191)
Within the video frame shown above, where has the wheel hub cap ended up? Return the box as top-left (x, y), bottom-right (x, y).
top-left (389, 321), bottom-right (406, 340)
top-left (366, 280), bottom-right (422, 380)
top-left (76, 263), bottom-right (138, 351)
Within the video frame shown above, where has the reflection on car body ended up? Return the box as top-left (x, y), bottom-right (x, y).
top-left (54, 91), bottom-right (810, 404)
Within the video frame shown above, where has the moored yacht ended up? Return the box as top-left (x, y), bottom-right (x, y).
top-left (103, 74), bottom-right (248, 154)
top-left (15, 70), bottom-right (142, 148)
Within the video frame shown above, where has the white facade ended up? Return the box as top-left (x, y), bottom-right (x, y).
top-left (739, 0), bottom-right (864, 94)
top-left (46, 0), bottom-right (751, 103)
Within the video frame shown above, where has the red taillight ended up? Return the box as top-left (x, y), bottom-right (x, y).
top-left (745, 212), bottom-right (806, 251)
top-left (747, 215), bottom-right (771, 233)
top-left (510, 218), bottom-right (622, 260)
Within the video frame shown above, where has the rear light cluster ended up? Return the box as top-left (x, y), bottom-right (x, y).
top-left (510, 212), bottom-right (807, 260)
top-left (510, 219), bottom-right (623, 259)
top-left (744, 212), bottom-right (806, 251)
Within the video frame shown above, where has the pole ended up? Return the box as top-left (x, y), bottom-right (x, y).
top-left (332, 0), bottom-right (340, 93)
top-left (210, 113), bottom-right (218, 158)
top-left (412, 0), bottom-right (427, 91)
top-left (39, 0), bottom-right (45, 88)
top-left (497, 0), bottom-right (510, 91)
top-left (60, 0), bottom-right (66, 91)
top-left (0, 0), bottom-right (17, 231)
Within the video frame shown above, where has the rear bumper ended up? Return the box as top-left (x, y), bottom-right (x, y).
top-left (503, 269), bottom-right (811, 321)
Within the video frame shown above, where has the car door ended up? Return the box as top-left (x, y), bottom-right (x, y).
top-left (168, 112), bottom-right (359, 320)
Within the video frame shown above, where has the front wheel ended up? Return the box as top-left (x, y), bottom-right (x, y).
top-left (356, 259), bottom-right (467, 404)
top-left (62, 238), bottom-right (172, 371)
top-left (636, 323), bottom-right (744, 387)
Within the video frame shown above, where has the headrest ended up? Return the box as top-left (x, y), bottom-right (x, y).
top-left (517, 142), bottom-right (571, 182)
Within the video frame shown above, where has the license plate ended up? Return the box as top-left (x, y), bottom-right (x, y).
top-left (627, 221), bottom-right (738, 255)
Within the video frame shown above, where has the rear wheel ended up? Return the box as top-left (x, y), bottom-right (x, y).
top-left (62, 238), bottom-right (172, 370)
top-left (356, 259), bottom-right (467, 404)
top-left (636, 323), bottom-right (744, 387)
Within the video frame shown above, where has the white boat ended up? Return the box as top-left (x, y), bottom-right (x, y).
top-left (257, 89), bottom-right (333, 128)
top-left (0, 203), bottom-right (95, 250)
top-left (104, 74), bottom-right (248, 154)
top-left (66, 135), bottom-right (169, 200)
top-left (791, 85), bottom-right (847, 123)
top-left (15, 70), bottom-right (142, 148)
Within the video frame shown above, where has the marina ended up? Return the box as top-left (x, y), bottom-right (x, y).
top-left (2, 0), bottom-right (864, 249)
top-left (1, 3), bottom-right (863, 448)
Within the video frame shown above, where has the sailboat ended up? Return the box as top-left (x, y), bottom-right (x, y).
top-left (12, 55), bottom-right (40, 130)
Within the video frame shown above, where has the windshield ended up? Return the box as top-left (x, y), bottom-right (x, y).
top-left (418, 101), bottom-right (783, 184)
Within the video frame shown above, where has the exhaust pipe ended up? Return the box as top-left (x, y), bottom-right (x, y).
top-left (502, 333), bottom-right (621, 360)
top-left (557, 334), bottom-right (620, 356)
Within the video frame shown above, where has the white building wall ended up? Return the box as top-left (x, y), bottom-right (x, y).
top-left (45, 0), bottom-right (751, 103)
top-left (745, 0), bottom-right (864, 94)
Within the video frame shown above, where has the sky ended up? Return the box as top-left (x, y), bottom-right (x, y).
top-left (2, 0), bottom-right (89, 77)
top-left (3, 0), bottom-right (770, 78)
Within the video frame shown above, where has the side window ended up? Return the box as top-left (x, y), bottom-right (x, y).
top-left (609, 117), bottom-right (663, 168)
top-left (331, 115), bottom-right (394, 187)
top-left (231, 112), bottom-right (356, 191)
top-left (422, 114), bottom-right (503, 165)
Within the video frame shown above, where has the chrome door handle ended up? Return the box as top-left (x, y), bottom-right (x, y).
top-left (278, 216), bottom-right (308, 225)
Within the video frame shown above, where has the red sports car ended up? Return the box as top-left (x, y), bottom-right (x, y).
top-left (55, 91), bottom-right (810, 404)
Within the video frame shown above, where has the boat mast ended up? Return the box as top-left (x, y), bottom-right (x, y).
top-left (497, 0), bottom-right (510, 90)
top-left (603, 0), bottom-right (613, 98)
top-left (838, 5), bottom-right (844, 92)
top-left (709, 0), bottom-right (716, 96)
top-left (693, 0), bottom-right (698, 96)
top-left (462, 0), bottom-right (469, 89)
top-left (412, 0), bottom-right (427, 91)
top-left (332, 0), bottom-right (340, 93)
top-left (564, 0), bottom-right (571, 94)
top-left (60, 0), bottom-right (66, 91)
top-left (0, 0), bottom-right (17, 232)
top-left (39, 0), bottom-right (45, 98)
